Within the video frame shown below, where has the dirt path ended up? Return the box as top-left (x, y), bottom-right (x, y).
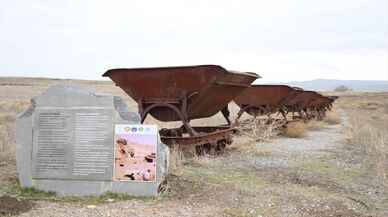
top-left (254, 113), bottom-right (347, 169)
top-left (10, 112), bottom-right (386, 217)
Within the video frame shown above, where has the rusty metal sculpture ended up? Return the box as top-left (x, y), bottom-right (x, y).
top-left (280, 90), bottom-right (323, 119)
top-left (305, 95), bottom-right (338, 120)
top-left (234, 85), bottom-right (338, 122)
top-left (103, 65), bottom-right (259, 154)
top-left (280, 91), bottom-right (338, 120)
top-left (234, 85), bottom-right (295, 120)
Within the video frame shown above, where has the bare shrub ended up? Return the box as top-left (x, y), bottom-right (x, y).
top-left (324, 111), bottom-right (341, 125)
top-left (168, 145), bottom-right (216, 175)
top-left (282, 121), bottom-right (306, 138)
top-left (168, 145), bottom-right (185, 176)
top-left (229, 118), bottom-right (282, 156)
top-left (237, 118), bottom-right (283, 142)
top-left (306, 120), bottom-right (326, 131)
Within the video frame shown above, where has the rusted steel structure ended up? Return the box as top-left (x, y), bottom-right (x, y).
top-left (234, 85), bottom-right (295, 120)
top-left (280, 90), bottom-right (322, 119)
top-left (280, 91), bottom-right (338, 120)
top-left (305, 95), bottom-right (338, 119)
top-left (234, 85), bottom-right (338, 122)
top-left (103, 65), bottom-right (259, 153)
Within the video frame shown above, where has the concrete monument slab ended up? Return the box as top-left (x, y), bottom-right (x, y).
top-left (16, 85), bottom-right (169, 196)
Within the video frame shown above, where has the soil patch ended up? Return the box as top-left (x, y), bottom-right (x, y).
top-left (0, 196), bottom-right (34, 216)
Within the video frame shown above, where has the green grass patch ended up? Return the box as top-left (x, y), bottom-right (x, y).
top-left (3, 181), bottom-right (154, 204)
top-left (302, 160), bottom-right (333, 174)
top-left (3, 182), bottom-right (57, 200)
top-left (223, 208), bottom-right (250, 217)
top-left (59, 192), bottom-right (153, 205)
top-left (17, 187), bottom-right (56, 199)
top-left (223, 207), bottom-right (268, 217)
top-left (301, 159), bottom-right (362, 183)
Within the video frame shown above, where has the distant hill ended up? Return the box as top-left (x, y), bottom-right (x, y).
top-left (278, 79), bottom-right (388, 91)
top-left (1, 77), bottom-right (387, 92)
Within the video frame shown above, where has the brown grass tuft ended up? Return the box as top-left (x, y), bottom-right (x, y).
top-left (359, 102), bottom-right (381, 110)
top-left (0, 125), bottom-right (7, 152)
top-left (282, 121), bottom-right (306, 138)
top-left (306, 120), bottom-right (327, 131)
top-left (0, 100), bottom-right (30, 113)
top-left (324, 110), bottom-right (341, 125)
top-left (384, 103), bottom-right (388, 114)
top-left (0, 113), bottom-right (14, 124)
top-left (0, 124), bottom-right (14, 161)
top-left (229, 140), bottom-right (273, 157)
top-left (189, 155), bottom-right (214, 167)
top-left (13, 101), bottom-right (30, 113)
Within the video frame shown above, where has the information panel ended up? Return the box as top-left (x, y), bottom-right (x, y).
top-left (113, 124), bottom-right (158, 182)
top-left (32, 108), bottom-right (114, 180)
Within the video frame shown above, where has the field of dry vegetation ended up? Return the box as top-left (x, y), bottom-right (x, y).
top-left (0, 77), bottom-right (387, 217)
top-left (338, 92), bottom-right (388, 189)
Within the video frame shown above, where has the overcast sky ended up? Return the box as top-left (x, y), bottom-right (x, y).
top-left (0, 0), bottom-right (387, 82)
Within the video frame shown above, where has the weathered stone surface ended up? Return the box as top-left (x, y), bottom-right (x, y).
top-left (16, 85), bottom-right (169, 196)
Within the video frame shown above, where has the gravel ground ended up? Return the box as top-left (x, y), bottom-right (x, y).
top-left (254, 114), bottom-right (347, 168)
top-left (17, 200), bottom-right (221, 217)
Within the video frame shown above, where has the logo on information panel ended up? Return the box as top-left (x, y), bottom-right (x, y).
top-left (124, 127), bottom-right (131, 132)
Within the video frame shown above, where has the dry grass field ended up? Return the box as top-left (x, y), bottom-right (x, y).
top-left (336, 92), bottom-right (388, 190)
top-left (0, 77), bottom-right (387, 217)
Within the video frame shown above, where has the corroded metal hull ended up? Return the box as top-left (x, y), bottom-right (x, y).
top-left (103, 65), bottom-right (259, 154)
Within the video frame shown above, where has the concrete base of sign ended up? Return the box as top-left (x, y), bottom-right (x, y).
top-left (16, 85), bottom-right (169, 196)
